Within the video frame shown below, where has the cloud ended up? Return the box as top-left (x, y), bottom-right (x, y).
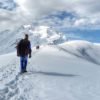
top-left (0, 9), bottom-right (28, 31)
top-left (13, 0), bottom-right (100, 28)
top-left (15, 0), bottom-right (100, 17)
top-left (0, 0), bottom-right (100, 31)
top-left (15, 0), bottom-right (73, 19)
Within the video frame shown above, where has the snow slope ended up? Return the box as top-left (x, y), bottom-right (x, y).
top-left (0, 40), bottom-right (100, 100)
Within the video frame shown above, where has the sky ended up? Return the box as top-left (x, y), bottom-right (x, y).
top-left (0, 0), bottom-right (100, 42)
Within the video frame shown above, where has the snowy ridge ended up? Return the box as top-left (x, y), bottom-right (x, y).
top-left (0, 40), bottom-right (100, 100)
top-left (58, 40), bottom-right (100, 65)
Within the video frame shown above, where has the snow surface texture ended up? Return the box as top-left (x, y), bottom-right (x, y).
top-left (0, 40), bottom-right (100, 100)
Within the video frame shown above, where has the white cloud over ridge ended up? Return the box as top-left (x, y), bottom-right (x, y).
top-left (15, 0), bottom-right (100, 17)
top-left (0, 0), bottom-right (100, 31)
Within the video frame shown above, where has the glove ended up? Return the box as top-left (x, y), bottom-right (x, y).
top-left (29, 54), bottom-right (31, 58)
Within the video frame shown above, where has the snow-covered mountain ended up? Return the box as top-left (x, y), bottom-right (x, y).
top-left (0, 40), bottom-right (100, 100)
top-left (0, 25), bottom-right (66, 55)
top-left (25, 25), bottom-right (66, 45)
top-left (0, 22), bottom-right (100, 100)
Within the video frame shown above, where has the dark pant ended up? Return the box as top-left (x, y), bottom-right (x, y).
top-left (20, 56), bottom-right (28, 72)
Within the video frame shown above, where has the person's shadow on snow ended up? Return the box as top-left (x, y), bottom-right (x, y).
top-left (30, 71), bottom-right (78, 77)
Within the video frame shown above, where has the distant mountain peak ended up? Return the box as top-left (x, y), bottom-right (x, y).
top-left (23, 25), bottom-right (66, 45)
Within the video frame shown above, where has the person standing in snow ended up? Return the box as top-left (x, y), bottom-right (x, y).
top-left (17, 34), bottom-right (32, 73)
